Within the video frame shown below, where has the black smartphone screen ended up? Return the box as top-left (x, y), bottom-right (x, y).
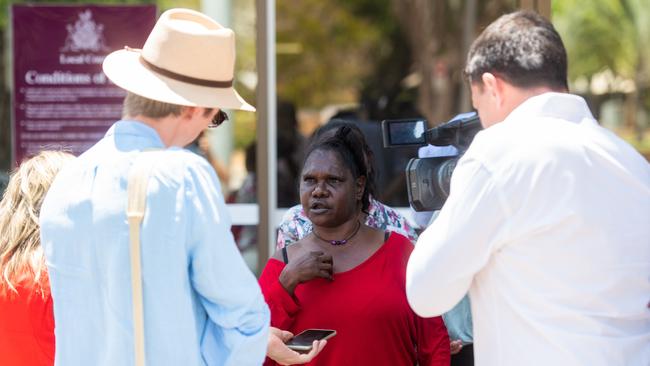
top-left (286, 329), bottom-right (336, 348)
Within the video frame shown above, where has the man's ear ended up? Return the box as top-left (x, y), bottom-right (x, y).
top-left (180, 106), bottom-right (201, 121)
top-left (481, 73), bottom-right (498, 99)
top-left (481, 72), bottom-right (506, 108)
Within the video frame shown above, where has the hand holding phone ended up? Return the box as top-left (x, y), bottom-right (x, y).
top-left (285, 329), bottom-right (337, 352)
top-left (267, 327), bottom-right (328, 365)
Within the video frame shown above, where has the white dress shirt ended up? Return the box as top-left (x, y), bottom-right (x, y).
top-left (406, 93), bottom-right (650, 365)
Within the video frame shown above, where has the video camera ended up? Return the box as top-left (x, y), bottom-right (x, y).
top-left (381, 112), bottom-right (482, 211)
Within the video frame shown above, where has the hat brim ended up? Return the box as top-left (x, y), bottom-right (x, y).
top-left (102, 49), bottom-right (255, 112)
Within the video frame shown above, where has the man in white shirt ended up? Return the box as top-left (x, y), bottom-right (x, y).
top-left (406, 10), bottom-right (650, 366)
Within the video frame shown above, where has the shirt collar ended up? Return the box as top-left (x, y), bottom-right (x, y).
top-left (105, 120), bottom-right (166, 148)
top-left (505, 92), bottom-right (595, 125)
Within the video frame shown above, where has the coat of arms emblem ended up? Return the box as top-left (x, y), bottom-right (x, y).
top-left (61, 10), bottom-right (109, 52)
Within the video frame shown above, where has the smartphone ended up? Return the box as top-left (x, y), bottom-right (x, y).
top-left (285, 329), bottom-right (337, 352)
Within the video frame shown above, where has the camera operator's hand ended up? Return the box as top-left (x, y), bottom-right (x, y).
top-left (279, 251), bottom-right (333, 295)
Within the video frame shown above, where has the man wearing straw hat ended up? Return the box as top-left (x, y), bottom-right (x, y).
top-left (40, 8), bottom-right (297, 366)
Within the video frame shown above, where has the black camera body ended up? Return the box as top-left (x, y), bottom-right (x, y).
top-left (381, 112), bottom-right (482, 211)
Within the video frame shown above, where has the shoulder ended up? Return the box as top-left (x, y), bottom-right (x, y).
top-left (464, 109), bottom-right (578, 171)
top-left (133, 150), bottom-right (226, 223)
top-left (458, 123), bottom-right (529, 186)
top-left (386, 231), bottom-right (413, 249)
top-left (369, 198), bottom-right (405, 221)
top-left (280, 204), bottom-right (305, 222)
top-left (272, 239), bottom-right (309, 262)
top-left (277, 204), bottom-right (311, 248)
top-left (150, 148), bottom-right (220, 190)
top-left (368, 199), bottom-right (418, 242)
top-left (462, 123), bottom-right (510, 163)
top-left (382, 231), bottom-right (414, 265)
top-left (157, 148), bottom-right (212, 175)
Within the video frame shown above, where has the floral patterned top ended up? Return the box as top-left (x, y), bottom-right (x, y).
top-left (276, 197), bottom-right (418, 249)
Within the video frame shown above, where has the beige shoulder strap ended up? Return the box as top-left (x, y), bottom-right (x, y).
top-left (126, 151), bottom-right (159, 366)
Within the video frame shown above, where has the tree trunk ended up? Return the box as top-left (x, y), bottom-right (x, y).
top-left (393, 0), bottom-right (441, 123)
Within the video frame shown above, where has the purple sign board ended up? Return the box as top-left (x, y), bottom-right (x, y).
top-left (11, 5), bottom-right (156, 164)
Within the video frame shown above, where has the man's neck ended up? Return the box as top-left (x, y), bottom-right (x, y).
top-left (505, 85), bottom-right (562, 114)
top-left (124, 114), bottom-right (181, 147)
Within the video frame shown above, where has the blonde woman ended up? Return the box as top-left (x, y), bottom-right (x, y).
top-left (0, 151), bottom-right (74, 366)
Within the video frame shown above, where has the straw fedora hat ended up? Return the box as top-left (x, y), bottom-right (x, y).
top-left (103, 8), bottom-right (254, 111)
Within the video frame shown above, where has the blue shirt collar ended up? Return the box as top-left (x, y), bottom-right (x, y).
top-left (105, 120), bottom-right (166, 149)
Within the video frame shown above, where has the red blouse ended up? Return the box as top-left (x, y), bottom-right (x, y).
top-left (260, 232), bottom-right (450, 366)
top-left (0, 281), bottom-right (55, 366)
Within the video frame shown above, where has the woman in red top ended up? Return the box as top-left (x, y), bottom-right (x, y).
top-left (0, 151), bottom-right (74, 366)
top-left (260, 125), bottom-right (450, 365)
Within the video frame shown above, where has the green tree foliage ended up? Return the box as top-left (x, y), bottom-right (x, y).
top-left (275, 0), bottom-right (382, 108)
top-left (553, 0), bottom-right (649, 84)
top-left (554, 0), bottom-right (650, 149)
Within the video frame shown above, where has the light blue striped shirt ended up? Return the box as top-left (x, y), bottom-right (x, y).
top-left (40, 121), bottom-right (269, 366)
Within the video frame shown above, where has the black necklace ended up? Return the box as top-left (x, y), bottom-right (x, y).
top-left (312, 221), bottom-right (361, 246)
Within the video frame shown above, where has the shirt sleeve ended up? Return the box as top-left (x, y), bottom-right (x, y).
top-left (184, 160), bottom-right (270, 366)
top-left (406, 155), bottom-right (511, 317)
top-left (258, 259), bottom-right (302, 330)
